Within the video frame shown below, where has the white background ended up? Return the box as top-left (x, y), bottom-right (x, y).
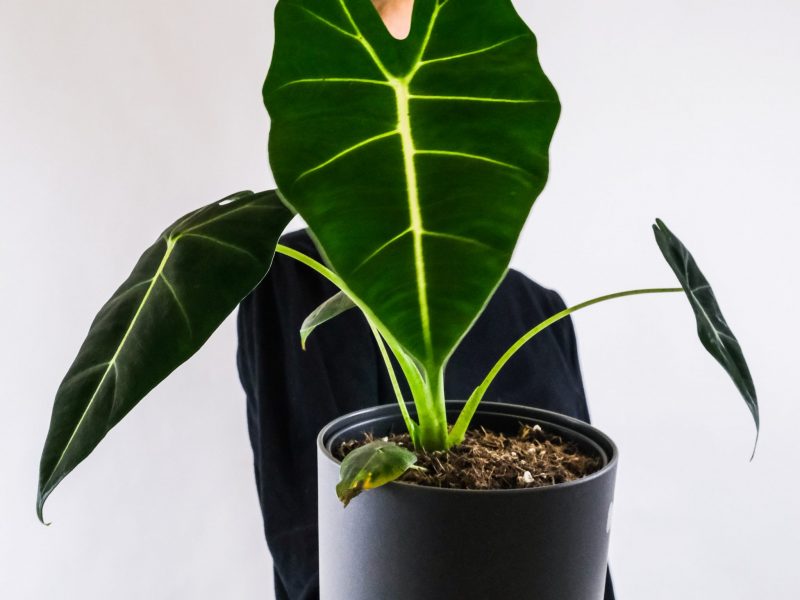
top-left (1, 1), bottom-right (798, 598)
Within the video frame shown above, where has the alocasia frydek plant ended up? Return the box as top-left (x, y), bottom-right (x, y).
top-left (37, 0), bottom-right (758, 519)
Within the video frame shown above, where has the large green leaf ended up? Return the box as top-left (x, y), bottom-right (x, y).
top-left (264, 0), bottom-right (560, 370)
top-left (38, 191), bottom-right (294, 521)
top-left (653, 219), bottom-right (759, 433)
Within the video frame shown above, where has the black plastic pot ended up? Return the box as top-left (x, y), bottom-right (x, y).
top-left (317, 401), bottom-right (618, 600)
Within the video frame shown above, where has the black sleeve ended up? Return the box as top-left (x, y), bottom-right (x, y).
top-left (237, 230), bottom-right (382, 600)
top-left (237, 229), bottom-right (613, 600)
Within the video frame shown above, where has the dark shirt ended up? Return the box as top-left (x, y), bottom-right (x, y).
top-left (237, 229), bottom-right (614, 599)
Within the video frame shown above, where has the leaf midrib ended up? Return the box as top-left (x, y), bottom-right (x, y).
top-left (394, 79), bottom-right (433, 360)
top-left (675, 248), bottom-right (727, 356)
top-left (43, 238), bottom-right (178, 489)
top-left (332, 0), bottom-right (447, 364)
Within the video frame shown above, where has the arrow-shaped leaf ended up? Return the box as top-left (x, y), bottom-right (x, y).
top-left (300, 291), bottom-right (356, 349)
top-left (265, 0), bottom-right (560, 372)
top-left (336, 440), bottom-right (419, 507)
top-left (653, 219), bottom-right (759, 433)
top-left (38, 190), bottom-right (294, 521)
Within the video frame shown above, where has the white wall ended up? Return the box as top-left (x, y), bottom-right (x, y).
top-left (518, 2), bottom-right (800, 598)
top-left (1, 1), bottom-right (797, 598)
top-left (1, 0), bottom-right (278, 598)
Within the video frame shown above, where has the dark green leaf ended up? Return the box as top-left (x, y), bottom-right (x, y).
top-left (300, 291), bottom-right (356, 349)
top-left (38, 191), bottom-right (294, 522)
top-left (265, 0), bottom-right (560, 371)
top-left (653, 219), bottom-right (759, 434)
top-left (336, 440), bottom-right (418, 506)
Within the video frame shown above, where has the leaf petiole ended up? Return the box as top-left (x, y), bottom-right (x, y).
top-left (447, 287), bottom-right (683, 447)
top-left (276, 244), bottom-right (427, 441)
top-left (367, 320), bottom-right (420, 446)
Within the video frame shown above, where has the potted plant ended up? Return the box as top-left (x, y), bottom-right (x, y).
top-left (37, 1), bottom-right (758, 599)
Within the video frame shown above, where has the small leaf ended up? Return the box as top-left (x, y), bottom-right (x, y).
top-left (336, 440), bottom-right (418, 507)
top-left (37, 190), bottom-right (294, 522)
top-left (653, 219), bottom-right (759, 436)
top-left (300, 291), bottom-right (356, 349)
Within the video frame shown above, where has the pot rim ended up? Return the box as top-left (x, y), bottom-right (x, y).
top-left (318, 400), bottom-right (618, 496)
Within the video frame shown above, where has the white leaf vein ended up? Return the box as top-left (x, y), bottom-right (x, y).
top-left (415, 150), bottom-right (527, 173)
top-left (411, 94), bottom-right (545, 104)
top-left (159, 272), bottom-right (192, 333)
top-left (296, 130), bottom-right (399, 182)
top-left (296, 6), bottom-right (358, 40)
top-left (278, 78), bottom-right (391, 90)
top-left (417, 34), bottom-right (527, 69)
top-left (182, 232), bottom-right (261, 263)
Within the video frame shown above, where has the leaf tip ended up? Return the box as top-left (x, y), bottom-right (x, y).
top-left (652, 218), bottom-right (670, 241)
top-left (749, 407), bottom-right (760, 462)
top-left (336, 482), bottom-right (362, 508)
top-left (36, 492), bottom-right (52, 526)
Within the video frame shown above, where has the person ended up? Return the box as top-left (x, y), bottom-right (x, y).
top-left (237, 230), bottom-right (615, 599)
top-left (372, 0), bottom-right (415, 39)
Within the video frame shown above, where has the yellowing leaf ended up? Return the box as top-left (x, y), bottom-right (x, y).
top-left (336, 440), bottom-right (419, 507)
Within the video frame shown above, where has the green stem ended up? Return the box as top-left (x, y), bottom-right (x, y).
top-left (275, 244), bottom-right (430, 438)
top-left (417, 367), bottom-right (448, 450)
top-left (447, 287), bottom-right (683, 447)
top-left (366, 320), bottom-right (419, 445)
top-left (276, 245), bottom-right (421, 386)
top-left (275, 244), bottom-right (344, 287)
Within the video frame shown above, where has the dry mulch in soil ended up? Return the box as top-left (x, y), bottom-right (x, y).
top-left (337, 423), bottom-right (603, 490)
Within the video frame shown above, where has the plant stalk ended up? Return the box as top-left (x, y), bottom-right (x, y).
top-left (447, 287), bottom-right (683, 447)
top-left (276, 243), bottom-right (432, 440)
top-left (416, 368), bottom-right (449, 450)
top-left (366, 320), bottom-right (419, 445)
